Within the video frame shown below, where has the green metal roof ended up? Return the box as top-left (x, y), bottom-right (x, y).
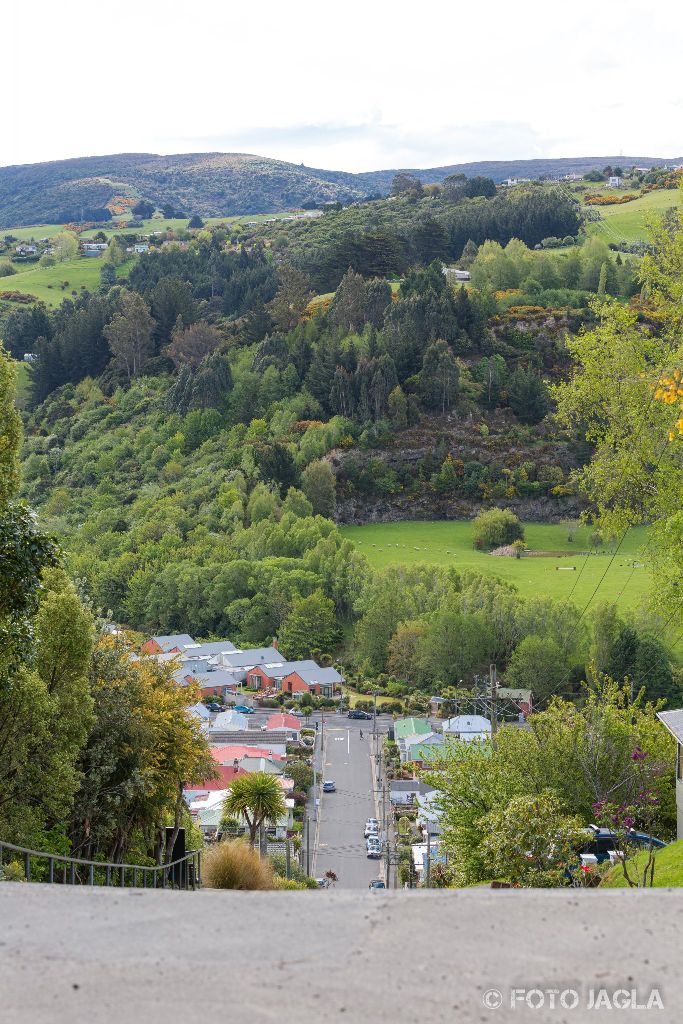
top-left (394, 717), bottom-right (432, 740)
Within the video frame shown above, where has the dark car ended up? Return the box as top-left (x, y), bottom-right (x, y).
top-left (347, 710), bottom-right (372, 720)
top-left (206, 703), bottom-right (222, 712)
top-left (577, 825), bottom-right (666, 864)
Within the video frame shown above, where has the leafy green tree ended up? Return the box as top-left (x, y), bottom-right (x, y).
top-left (301, 460), bottom-right (336, 518)
top-left (472, 508), bottom-right (524, 549)
top-left (188, 214), bottom-right (204, 229)
top-left (507, 366), bottom-right (549, 424)
top-left (279, 589), bottom-right (340, 659)
top-left (481, 791), bottom-right (584, 887)
top-left (505, 634), bottom-right (567, 701)
top-left (267, 267), bottom-right (313, 332)
top-left (420, 340), bottom-right (459, 413)
top-left (103, 290), bottom-right (155, 381)
top-left (221, 772), bottom-right (287, 842)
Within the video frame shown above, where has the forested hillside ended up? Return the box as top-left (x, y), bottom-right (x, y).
top-left (4, 180), bottom-right (680, 715)
top-left (0, 149), bottom-right (678, 228)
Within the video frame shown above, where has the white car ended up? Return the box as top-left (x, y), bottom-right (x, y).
top-left (364, 819), bottom-right (379, 838)
top-left (366, 838), bottom-right (382, 860)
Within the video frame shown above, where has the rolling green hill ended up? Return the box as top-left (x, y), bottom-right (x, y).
top-left (1, 151), bottom-right (680, 229)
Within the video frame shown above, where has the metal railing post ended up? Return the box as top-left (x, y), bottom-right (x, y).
top-left (49, 857), bottom-right (54, 884)
top-left (89, 864), bottom-right (94, 886)
top-left (24, 852), bottom-right (30, 882)
top-left (70, 862), bottom-right (76, 885)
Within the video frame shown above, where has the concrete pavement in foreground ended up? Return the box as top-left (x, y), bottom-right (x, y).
top-left (313, 717), bottom-right (386, 889)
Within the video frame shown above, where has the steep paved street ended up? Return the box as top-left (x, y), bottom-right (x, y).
top-left (313, 716), bottom-right (389, 889)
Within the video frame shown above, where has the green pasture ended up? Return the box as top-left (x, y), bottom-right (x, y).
top-left (1, 224), bottom-right (66, 242)
top-left (339, 520), bottom-right (652, 611)
top-left (0, 256), bottom-right (131, 306)
top-left (586, 189), bottom-right (681, 243)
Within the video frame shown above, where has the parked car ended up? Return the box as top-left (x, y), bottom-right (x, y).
top-left (287, 708), bottom-right (305, 718)
top-left (364, 818), bottom-right (379, 838)
top-left (366, 839), bottom-right (382, 860)
top-left (323, 780), bottom-right (336, 792)
top-left (205, 703), bottom-right (222, 712)
top-left (576, 825), bottom-right (666, 864)
top-left (348, 710), bottom-right (372, 720)
top-left (234, 705), bottom-right (255, 715)
top-left (369, 879), bottom-right (386, 890)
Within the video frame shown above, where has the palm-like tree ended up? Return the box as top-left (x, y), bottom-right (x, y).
top-left (221, 772), bottom-right (286, 842)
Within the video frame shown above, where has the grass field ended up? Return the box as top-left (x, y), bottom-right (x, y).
top-left (0, 256), bottom-right (131, 306)
top-left (339, 520), bottom-right (652, 611)
top-left (586, 189), bottom-right (681, 243)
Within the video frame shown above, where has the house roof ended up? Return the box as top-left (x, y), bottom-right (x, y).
top-left (187, 765), bottom-right (247, 792)
top-left (288, 665), bottom-right (342, 686)
top-left (394, 717), bottom-right (432, 740)
top-left (443, 715), bottom-right (492, 734)
top-left (265, 713), bottom-right (301, 731)
top-left (405, 731), bottom-right (443, 749)
top-left (657, 709), bottom-right (683, 744)
top-left (150, 634), bottom-right (195, 651)
top-left (211, 710), bottom-right (249, 731)
top-left (210, 745), bottom-right (284, 763)
top-left (182, 640), bottom-right (237, 657)
top-left (389, 780), bottom-right (435, 794)
top-left (221, 647), bottom-right (282, 670)
top-left (187, 702), bottom-right (211, 720)
top-left (193, 670), bottom-right (239, 688)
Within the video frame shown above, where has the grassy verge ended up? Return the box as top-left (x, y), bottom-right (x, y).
top-left (601, 839), bottom-right (683, 887)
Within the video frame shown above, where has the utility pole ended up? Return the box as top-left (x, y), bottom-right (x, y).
top-left (305, 811), bottom-right (311, 876)
top-left (425, 834), bottom-right (431, 889)
top-left (372, 690), bottom-right (377, 740)
top-left (490, 663), bottom-right (498, 746)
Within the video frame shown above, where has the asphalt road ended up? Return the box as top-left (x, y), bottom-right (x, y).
top-left (313, 717), bottom-right (391, 890)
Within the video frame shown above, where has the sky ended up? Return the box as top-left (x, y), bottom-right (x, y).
top-left (5, 0), bottom-right (683, 171)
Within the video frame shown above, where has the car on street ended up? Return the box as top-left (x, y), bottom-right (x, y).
top-left (348, 710), bottom-right (372, 720)
top-left (233, 705), bottom-right (255, 715)
top-left (364, 818), bottom-right (379, 838)
top-left (369, 879), bottom-right (386, 890)
top-left (323, 780), bottom-right (336, 792)
top-left (205, 703), bottom-right (222, 712)
top-left (366, 839), bottom-right (382, 859)
top-left (286, 708), bottom-right (306, 718)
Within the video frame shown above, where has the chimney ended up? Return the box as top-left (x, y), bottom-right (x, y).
top-left (233, 759), bottom-right (239, 774)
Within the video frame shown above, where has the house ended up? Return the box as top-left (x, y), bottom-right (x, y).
top-left (218, 647), bottom-right (283, 684)
top-left (141, 634), bottom-right (195, 655)
top-left (279, 664), bottom-right (341, 697)
top-left (15, 243), bottom-right (38, 256)
top-left (184, 765), bottom-right (247, 801)
top-left (187, 701), bottom-right (211, 721)
top-left (180, 668), bottom-right (239, 701)
top-left (403, 732), bottom-right (444, 766)
top-left (82, 242), bottom-right (108, 256)
top-left (411, 840), bottom-right (448, 884)
top-left (416, 791), bottom-right (443, 837)
top-left (394, 718), bottom-right (432, 742)
top-left (497, 688), bottom-right (532, 718)
top-left (265, 713), bottom-right (301, 736)
top-left (563, 172), bottom-right (582, 182)
top-left (442, 715), bottom-right (492, 743)
top-left (608, 176), bottom-right (622, 187)
top-left (205, 731), bottom-right (289, 757)
top-left (210, 709), bottom-right (249, 732)
top-left (657, 709), bottom-right (683, 839)
top-left (442, 266), bottom-right (471, 281)
top-left (188, 787), bottom-right (294, 839)
top-left (181, 639), bottom-right (237, 659)
top-left (210, 745), bottom-right (285, 775)
top-left (389, 780), bottom-right (435, 807)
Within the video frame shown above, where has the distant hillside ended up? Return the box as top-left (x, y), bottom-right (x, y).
top-left (1, 151), bottom-right (681, 229)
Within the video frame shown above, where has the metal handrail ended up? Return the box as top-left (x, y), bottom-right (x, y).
top-left (0, 840), bottom-right (202, 890)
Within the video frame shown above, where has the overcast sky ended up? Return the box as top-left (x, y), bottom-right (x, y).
top-left (6, 0), bottom-right (683, 171)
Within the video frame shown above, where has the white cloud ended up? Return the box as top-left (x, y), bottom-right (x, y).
top-left (5, 0), bottom-right (683, 170)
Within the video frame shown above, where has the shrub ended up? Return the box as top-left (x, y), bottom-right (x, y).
top-left (472, 508), bottom-right (524, 550)
top-left (0, 860), bottom-right (26, 882)
top-left (203, 840), bottom-right (275, 890)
